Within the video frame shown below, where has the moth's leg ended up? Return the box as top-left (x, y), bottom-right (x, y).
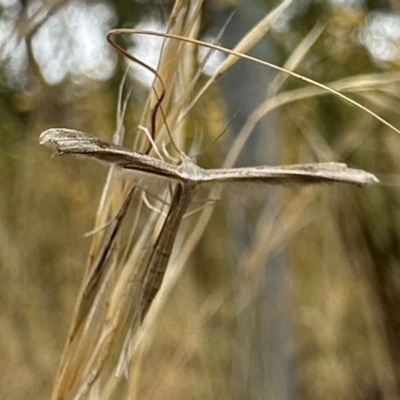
top-left (183, 197), bottom-right (219, 219)
top-left (84, 183), bottom-right (135, 237)
top-left (83, 218), bottom-right (117, 237)
top-left (138, 125), bottom-right (164, 160)
top-left (86, 183), bottom-right (173, 237)
top-left (161, 140), bottom-right (180, 164)
top-left (141, 191), bottom-right (169, 218)
top-left (139, 183), bottom-right (177, 218)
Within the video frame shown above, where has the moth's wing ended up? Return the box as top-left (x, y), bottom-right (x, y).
top-left (40, 128), bottom-right (181, 180)
top-left (199, 162), bottom-right (379, 186)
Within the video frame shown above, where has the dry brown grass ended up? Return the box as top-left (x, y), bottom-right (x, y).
top-left (2, 1), bottom-right (400, 399)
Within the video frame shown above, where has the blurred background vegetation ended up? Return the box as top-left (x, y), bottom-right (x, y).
top-left (1, 0), bottom-right (400, 399)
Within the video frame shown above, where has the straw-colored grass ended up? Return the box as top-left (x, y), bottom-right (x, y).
top-left (2, 1), bottom-right (400, 399)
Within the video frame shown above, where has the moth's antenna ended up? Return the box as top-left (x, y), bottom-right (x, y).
top-left (192, 110), bottom-right (239, 159)
top-left (106, 32), bottom-right (165, 142)
top-left (154, 94), bottom-right (186, 159)
top-left (107, 32), bottom-right (184, 159)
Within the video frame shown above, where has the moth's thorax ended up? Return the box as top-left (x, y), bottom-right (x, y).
top-left (177, 156), bottom-right (204, 181)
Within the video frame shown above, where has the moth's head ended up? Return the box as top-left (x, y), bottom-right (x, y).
top-left (177, 155), bottom-right (204, 180)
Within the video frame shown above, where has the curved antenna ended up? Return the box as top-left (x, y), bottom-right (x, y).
top-left (191, 110), bottom-right (239, 160)
top-left (108, 28), bottom-right (400, 138)
top-left (106, 32), bottom-right (164, 148)
top-left (106, 32), bottom-right (185, 159)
